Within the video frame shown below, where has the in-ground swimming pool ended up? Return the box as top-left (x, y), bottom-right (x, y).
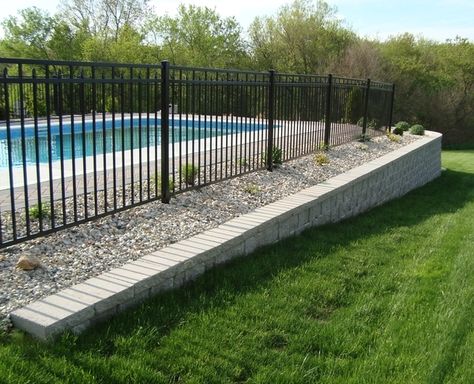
top-left (0, 117), bottom-right (267, 167)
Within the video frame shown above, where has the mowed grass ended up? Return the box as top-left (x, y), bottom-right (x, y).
top-left (1, 150), bottom-right (474, 384)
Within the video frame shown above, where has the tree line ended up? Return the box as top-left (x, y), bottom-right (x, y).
top-left (1, 0), bottom-right (472, 146)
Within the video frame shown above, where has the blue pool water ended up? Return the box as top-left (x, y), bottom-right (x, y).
top-left (0, 118), bottom-right (266, 167)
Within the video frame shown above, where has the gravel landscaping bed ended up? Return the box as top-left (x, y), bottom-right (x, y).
top-left (0, 134), bottom-right (421, 332)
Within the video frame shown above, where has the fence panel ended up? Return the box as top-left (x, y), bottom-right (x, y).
top-left (0, 58), bottom-right (394, 247)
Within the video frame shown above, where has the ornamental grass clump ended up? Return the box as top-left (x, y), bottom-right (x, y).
top-left (181, 163), bottom-right (198, 185)
top-left (262, 147), bottom-right (283, 167)
top-left (314, 152), bottom-right (330, 166)
top-left (28, 203), bottom-right (50, 220)
top-left (151, 174), bottom-right (175, 192)
top-left (387, 132), bottom-right (401, 143)
top-left (244, 184), bottom-right (261, 195)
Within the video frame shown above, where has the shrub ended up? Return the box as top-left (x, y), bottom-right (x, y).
top-left (314, 152), bottom-right (330, 165)
top-left (392, 126), bottom-right (404, 136)
top-left (395, 121), bottom-right (410, 131)
top-left (410, 124), bottom-right (425, 135)
top-left (357, 133), bottom-right (372, 142)
top-left (181, 164), bottom-right (198, 185)
top-left (29, 203), bottom-right (50, 220)
top-left (387, 133), bottom-right (401, 143)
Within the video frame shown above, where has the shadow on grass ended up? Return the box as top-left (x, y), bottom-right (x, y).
top-left (2, 167), bottom-right (474, 376)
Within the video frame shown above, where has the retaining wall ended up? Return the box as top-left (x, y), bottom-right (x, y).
top-left (11, 131), bottom-right (442, 340)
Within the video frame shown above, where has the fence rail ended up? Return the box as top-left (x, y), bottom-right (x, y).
top-left (0, 58), bottom-right (395, 248)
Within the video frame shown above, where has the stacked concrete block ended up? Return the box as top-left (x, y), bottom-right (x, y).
top-left (10, 131), bottom-right (442, 340)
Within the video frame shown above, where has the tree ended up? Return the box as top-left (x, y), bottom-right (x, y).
top-left (248, 0), bottom-right (354, 73)
top-left (1, 7), bottom-right (57, 59)
top-left (331, 39), bottom-right (384, 79)
top-left (81, 24), bottom-right (155, 63)
top-left (0, 7), bottom-right (87, 60)
top-left (59, 0), bottom-right (150, 42)
top-left (146, 4), bottom-right (248, 68)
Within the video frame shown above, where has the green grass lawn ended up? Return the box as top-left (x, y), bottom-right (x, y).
top-left (1, 150), bottom-right (474, 384)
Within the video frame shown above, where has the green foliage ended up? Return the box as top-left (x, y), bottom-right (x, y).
top-left (316, 142), bottom-right (330, 151)
top-left (248, 0), bottom-right (354, 73)
top-left (314, 151), bottom-right (330, 165)
top-left (238, 158), bottom-right (249, 167)
top-left (151, 174), bottom-right (175, 192)
top-left (387, 132), bottom-right (402, 143)
top-left (379, 34), bottom-right (474, 146)
top-left (61, 0), bottom-right (150, 43)
top-left (180, 163), bottom-right (198, 185)
top-left (357, 143), bottom-right (369, 151)
top-left (395, 121), bottom-right (411, 131)
top-left (356, 117), bottom-right (379, 129)
top-left (2, 152), bottom-right (474, 383)
top-left (0, 1), bottom-right (473, 146)
top-left (410, 124), bottom-right (425, 135)
top-left (392, 126), bottom-right (404, 136)
top-left (368, 118), bottom-right (381, 130)
top-left (146, 4), bottom-right (248, 68)
top-left (28, 203), bottom-right (50, 220)
top-left (343, 87), bottom-right (363, 124)
top-left (243, 184), bottom-right (261, 195)
top-left (262, 146), bottom-right (283, 166)
top-left (0, 7), bottom-right (87, 60)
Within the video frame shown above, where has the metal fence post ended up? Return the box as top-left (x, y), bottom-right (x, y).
top-left (161, 60), bottom-right (171, 203)
top-left (388, 83), bottom-right (395, 132)
top-left (267, 69), bottom-right (275, 171)
top-left (362, 78), bottom-right (371, 135)
top-left (324, 74), bottom-right (333, 148)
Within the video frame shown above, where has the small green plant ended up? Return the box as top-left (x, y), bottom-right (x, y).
top-left (244, 184), bottom-right (261, 195)
top-left (314, 152), bottom-right (330, 165)
top-left (181, 163), bottom-right (198, 185)
top-left (151, 174), bottom-right (175, 191)
top-left (395, 121), bottom-right (410, 131)
top-left (316, 143), bottom-right (330, 151)
top-left (368, 118), bottom-right (381, 130)
top-left (357, 117), bottom-right (379, 129)
top-left (357, 133), bottom-right (372, 142)
top-left (239, 158), bottom-right (249, 167)
top-left (357, 143), bottom-right (369, 151)
top-left (262, 147), bottom-right (283, 166)
top-left (392, 126), bottom-right (404, 136)
top-left (387, 132), bottom-right (401, 143)
top-left (410, 124), bottom-right (425, 135)
top-left (29, 203), bottom-right (50, 220)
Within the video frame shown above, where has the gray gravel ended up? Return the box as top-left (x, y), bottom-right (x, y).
top-left (0, 134), bottom-right (421, 332)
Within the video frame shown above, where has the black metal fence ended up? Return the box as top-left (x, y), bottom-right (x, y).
top-left (0, 57), bottom-right (394, 247)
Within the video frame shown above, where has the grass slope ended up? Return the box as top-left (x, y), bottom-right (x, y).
top-left (1, 150), bottom-right (473, 384)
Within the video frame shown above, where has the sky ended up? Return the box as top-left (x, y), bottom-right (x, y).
top-left (1, 0), bottom-right (473, 42)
